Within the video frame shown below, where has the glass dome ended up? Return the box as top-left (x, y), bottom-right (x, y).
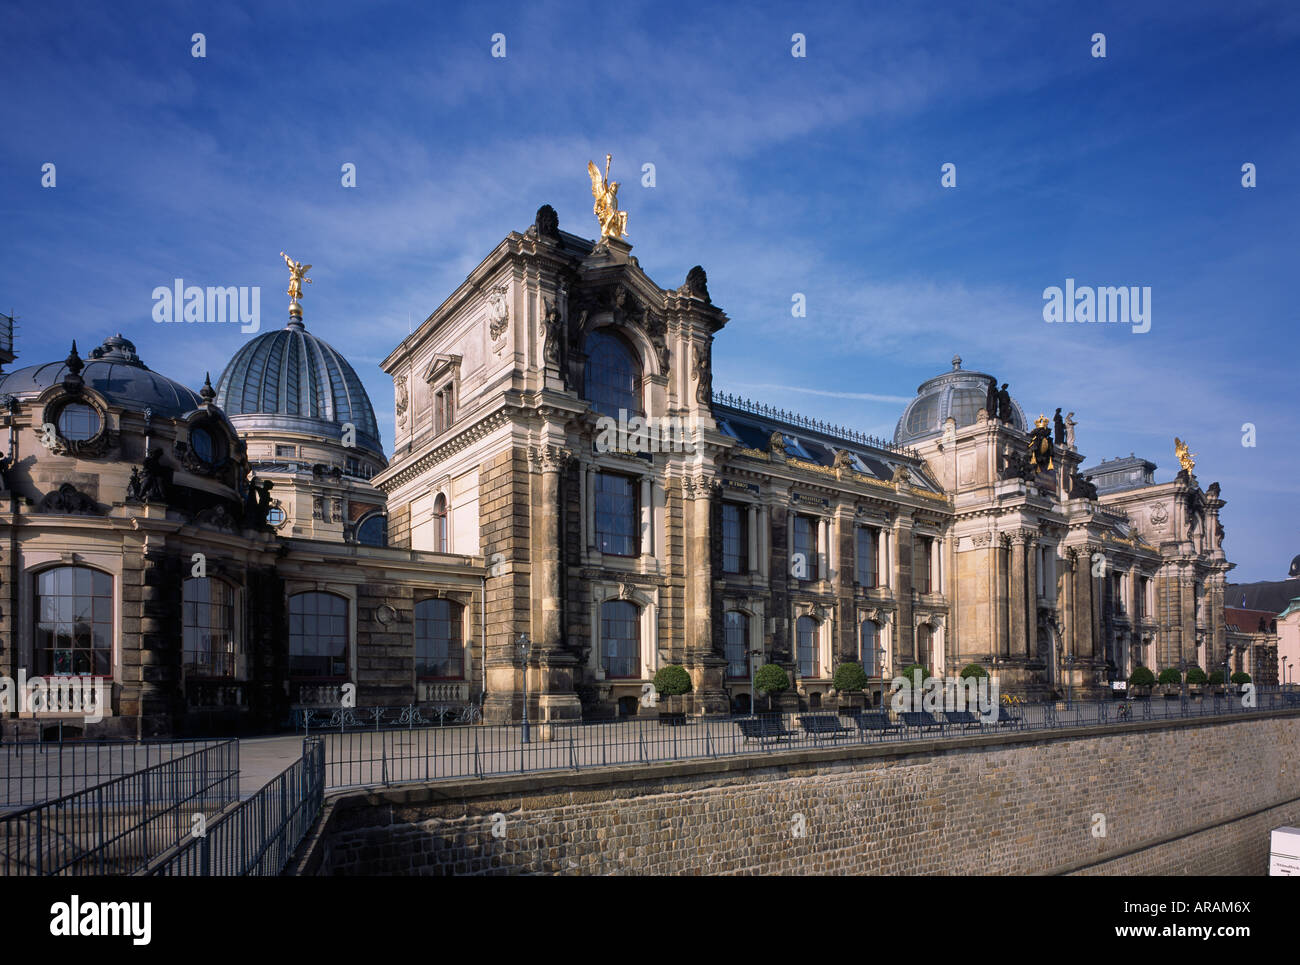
top-left (894, 356), bottom-right (1026, 444)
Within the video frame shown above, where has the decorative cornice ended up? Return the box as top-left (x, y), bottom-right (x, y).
top-left (376, 408), bottom-right (511, 493)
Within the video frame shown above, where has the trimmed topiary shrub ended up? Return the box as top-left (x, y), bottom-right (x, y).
top-left (1231, 671), bottom-right (1251, 685)
top-left (1157, 667), bottom-right (1182, 685)
top-left (1206, 670), bottom-right (1225, 685)
top-left (653, 664), bottom-right (692, 697)
top-left (754, 664), bottom-right (790, 695)
top-left (833, 661), bottom-right (869, 693)
top-left (1128, 665), bottom-right (1156, 688)
top-left (959, 663), bottom-right (989, 679)
top-left (1186, 665), bottom-right (1207, 685)
top-left (897, 663), bottom-right (931, 683)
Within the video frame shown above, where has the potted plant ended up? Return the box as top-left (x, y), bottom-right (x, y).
top-left (1157, 666), bottom-right (1182, 699)
top-left (1128, 665), bottom-right (1156, 699)
top-left (1231, 670), bottom-right (1251, 694)
top-left (833, 661), bottom-right (869, 714)
top-left (653, 664), bottom-right (692, 723)
top-left (754, 663), bottom-right (790, 714)
top-left (1186, 665), bottom-right (1207, 697)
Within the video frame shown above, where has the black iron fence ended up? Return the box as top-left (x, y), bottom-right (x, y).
top-left (150, 738), bottom-right (325, 876)
top-left (316, 689), bottom-right (1300, 792)
top-left (1, 737), bottom-right (231, 811)
top-left (0, 739), bottom-right (239, 876)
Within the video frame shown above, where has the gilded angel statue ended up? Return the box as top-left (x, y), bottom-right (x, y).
top-left (281, 251), bottom-right (312, 301)
top-left (587, 155), bottom-right (628, 240)
top-left (1174, 437), bottom-right (1196, 475)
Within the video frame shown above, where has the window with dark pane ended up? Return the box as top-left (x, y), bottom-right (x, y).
top-left (289, 591), bottom-right (348, 678)
top-left (600, 600), bottom-right (640, 678)
top-left (34, 566), bottom-right (113, 676)
top-left (183, 577), bottom-right (236, 677)
top-left (584, 330), bottom-right (642, 419)
top-left (724, 610), bottom-right (749, 678)
top-left (721, 503), bottom-right (747, 574)
top-left (595, 473), bottom-right (638, 557)
top-left (415, 598), bottom-right (463, 679)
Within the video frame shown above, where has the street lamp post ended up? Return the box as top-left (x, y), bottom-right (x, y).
top-left (877, 644), bottom-right (887, 711)
top-left (1063, 653), bottom-right (1076, 709)
top-left (516, 632), bottom-right (531, 744)
top-left (1178, 657), bottom-right (1188, 713)
top-left (749, 647), bottom-right (763, 717)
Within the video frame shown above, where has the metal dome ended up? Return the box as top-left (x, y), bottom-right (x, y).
top-left (894, 355), bottom-right (1026, 445)
top-left (214, 318), bottom-right (382, 454)
top-left (0, 334), bottom-right (205, 418)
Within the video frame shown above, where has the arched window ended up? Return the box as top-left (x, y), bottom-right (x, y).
top-left (433, 494), bottom-right (448, 553)
top-left (724, 611), bottom-right (749, 679)
top-left (415, 599), bottom-right (463, 679)
top-left (288, 592), bottom-right (348, 678)
top-left (189, 426), bottom-right (217, 463)
top-left (584, 330), bottom-right (642, 419)
top-left (34, 566), bottom-right (113, 676)
top-left (797, 616), bottom-right (819, 678)
top-left (600, 600), bottom-right (640, 679)
top-left (357, 514), bottom-right (387, 547)
top-left (860, 619), bottom-right (878, 676)
top-left (183, 578), bottom-right (236, 678)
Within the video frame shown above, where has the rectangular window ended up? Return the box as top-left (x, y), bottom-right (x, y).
top-left (916, 536), bottom-right (933, 594)
top-left (856, 527), bottom-right (878, 586)
top-left (721, 503), bottom-right (747, 574)
top-left (275, 444), bottom-right (296, 458)
top-left (793, 515), bottom-right (818, 581)
top-left (724, 611), bottom-right (749, 678)
top-left (595, 473), bottom-right (639, 557)
top-left (797, 617), bottom-right (819, 678)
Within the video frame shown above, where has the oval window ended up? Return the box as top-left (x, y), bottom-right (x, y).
top-left (57, 403), bottom-right (100, 442)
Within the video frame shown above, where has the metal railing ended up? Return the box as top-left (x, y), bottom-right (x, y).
top-left (294, 703), bottom-right (482, 733)
top-left (316, 689), bottom-right (1300, 792)
top-left (0, 739), bottom-right (239, 876)
top-left (151, 738), bottom-right (325, 876)
top-left (2, 737), bottom-right (234, 811)
top-left (712, 391), bottom-right (921, 458)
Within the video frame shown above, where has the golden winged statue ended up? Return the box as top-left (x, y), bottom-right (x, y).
top-left (1174, 437), bottom-right (1196, 475)
top-left (281, 251), bottom-right (312, 302)
top-left (587, 155), bottom-right (628, 240)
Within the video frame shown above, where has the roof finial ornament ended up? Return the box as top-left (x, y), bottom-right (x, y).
top-left (65, 340), bottom-right (84, 377)
top-left (280, 251), bottom-right (312, 324)
top-left (200, 371), bottom-right (216, 404)
top-left (587, 154), bottom-right (628, 240)
top-left (952, 354), bottom-right (962, 370)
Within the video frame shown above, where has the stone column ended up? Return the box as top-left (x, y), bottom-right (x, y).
top-left (1025, 535), bottom-right (1039, 659)
top-left (1009, 533), bottom-right (1028, 659)
top-left (995, 534), bottom-right (1010, 660)
top-left (686, 477), bottom-right (727, 713)
top-left (530, 444), bottom-right (581, 723)
top-left (1073, 546), bottom-right (1095, 660)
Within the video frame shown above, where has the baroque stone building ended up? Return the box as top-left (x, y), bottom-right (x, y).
top-left (376, 200), bottom-right (1233, 722)
top-left (0, 190), bottom-right (1239, 737)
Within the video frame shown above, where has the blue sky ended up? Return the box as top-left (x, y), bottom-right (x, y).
top-left (1, 0), bottom-right (1296, 582)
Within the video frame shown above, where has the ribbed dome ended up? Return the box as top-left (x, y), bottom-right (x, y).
top-left (214, 318), bottom-right (381, 454)
top-left (894, 356), bottom-right (1026, 444)
top-left (0, 334), bottom-right (205, 418)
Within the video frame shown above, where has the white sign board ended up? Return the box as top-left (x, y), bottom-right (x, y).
top-left (1270, 826), bottom-right (1300, 876)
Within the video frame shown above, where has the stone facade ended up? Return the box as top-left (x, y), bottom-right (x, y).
top-left (303, 711), bottom-right (1300, 876)
top-left (375, 206), bottom-right (1231, 720)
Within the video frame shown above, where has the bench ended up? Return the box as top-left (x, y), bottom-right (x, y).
top-left (736, 715), bottom-right (795, 743)
top-left (852, 713), bottom-right (901, 736)
top-left (942, 710), bottom-right (983, 730)
top-left (797, 714), bottom-right (854, 738)
top-left (990, 706), bottom-right (1024, 728)
top-left (899, 711), bottom-right (944, 731)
